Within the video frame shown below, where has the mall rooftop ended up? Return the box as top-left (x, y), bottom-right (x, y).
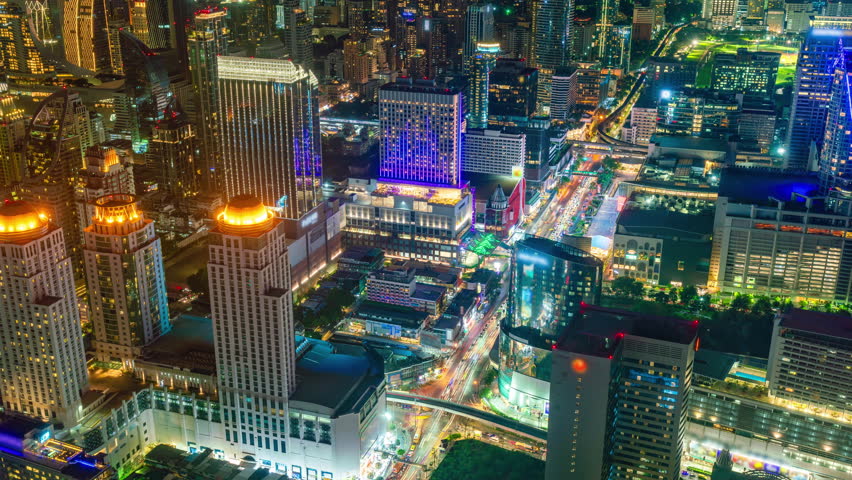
top-left (777, 308), bottom-right (852, 341)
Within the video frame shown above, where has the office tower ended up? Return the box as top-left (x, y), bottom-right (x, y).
top-left (379, 78), bottom-right (464, 186)
top-left (767, 309), bottom-right (852, 414)
top-left (0, 201), bottom-right (88, 426)
top-left (545, 306), bottom-right (698, 480)
top-left (462, 128), bottom-right (525, 175)
top-left (645, 56), bottom-right (697, 97)
top-left (217, 56), bottom-right (322, 218)
top-left (488, 58), bottom-right (539, 127)
top-left (785, 2), bottom-right (815, 33)
top-left (63, 0), bottom-right (111, 72)
top-left (468, 42), bottom-right (500, 129)
top-left (77, 146), bottom-right (135, 234)
top-left (117, 29), bottom-right (171, 152)
top-left (575, 67), bottom-right (602, 107)
top-left (711, 49), bottom-right (780, 97)
top-left (633, 5), bottom-right (655, 41)
top-left (738, 99), bottom-right (776, 152)
top-left (83, 194), bottom-right (169, 366)
top-left (0, 88), bottom-right (26, 187)
top-left (705, 0), bottom-right (737, 27)
top-left (820, 48), bottom-right (852, 193)
top-left (595, 0), bottom-right (618, 60)
top-left (348, 0), bottom-right (369, 37)
top-left (279, 0), bottom-right (313, 69)
top-left (656, 89), bottom-right (739, 139)
top-left (550, 66), bottom-right (578, 122)
top-left (571, 17), bottom-right (595, 61)
top-left (343, 38), bottom-right (374, 85)
top-left (529, 0), bottom-right (573, 108)
top-left (786, 29), bottom-right (852, 170)
top-left (497, 236), bottom-right (602, 420)
top-left (600, 25), bottom-right (631, 72)
top-left (766, 9), bottom-right (785, 33)
top-left (462, 3), bottom-right (495, 74)
top-left (147, 101), bottom-right (198, 199)
top-left (130, 0), bottom-right (169, 49)
top-left (209, 195), bottom-right (297, 462)
top-left (626, 94), bottom-right (657, 145)
top-left (22, 90), bottom-right (94, 266)
top-left (188, 7), bottom-right (228, 191)
top-left (410, 15), bottom-right (450, 79)
top-left (0, 0), bottom-right (53, 79)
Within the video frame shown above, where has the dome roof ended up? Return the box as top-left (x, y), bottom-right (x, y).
top-left (0, 201), bottom-right (49, 242)
top-left (218, 195), bottom-right (274, 235)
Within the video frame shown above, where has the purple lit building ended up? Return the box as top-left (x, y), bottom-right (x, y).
top-left (379, 78), bottom-right (465, 187)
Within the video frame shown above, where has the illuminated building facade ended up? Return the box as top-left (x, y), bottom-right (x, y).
top-left (379, 78), bottom-right (464, 187)
top-left (498, 237), bottom-right (602, 419)
top-left (130, 0), bottom-right (169, 49)
top-left (599, 25), bottom-right (631, 74)
top-left (188, 7), bottom-right (228, 191)
top-left (0, 0), bottom-right (53, 80)
top-left (488, 58), bottom-right (539, 127)
top-left (656, 89), bottom-right (739, 139)
top-left (76, 146), bottom-right (135, 235)
top-left (216, 57), bottom-right (322, 219)
top-left (147, 102), bottom-right (198, 199)
top-left (645, 56), bottom-right (697, 97)
top-left (0, 201), bottom-right (88, 426)
top-left (83, 194), bottom-right (170, 366)
top-left (819, 47), bottom-right (852, 194)
top-left (550, 66), bottom-right (577, 123)
top-left (339, 178), bottom-right (473, 265)
top-left (546, 306), bottom-right (698, 480)
top-left (711, 49), bottom-right (780, 98)
top-left (462, 128), bottom-right (525, 176)
top-left (278, 0), bottom-right (313, 69)
top-left (529, 0), bottom-right (573, 108)
top-left (786, 29), bottom-right (852, 170)
top-left (63, 0), bottom-right (110, 72)
top-left (0, 87), bottom-right (26, 186)
top-left (468, 42), bottom-right (500, 129)
top-left (462, 3), bottom-right (495, 74)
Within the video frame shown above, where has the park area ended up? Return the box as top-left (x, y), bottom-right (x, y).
top-left (430, 440), bottom-right (545, 480)
top-left (675, 28), bottom-right (799, 89)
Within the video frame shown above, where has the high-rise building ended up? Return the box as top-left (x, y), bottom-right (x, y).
top-left (737, 97), bottom-right (776, 153)
top-left (545, 306), bottom-right (698, 480)
top-left (497, 237), bottom-right (602, 418)
top-left (209, 195), bottom-right (298, 463)
top-left (129, 0), bottom-right (169, 49)
top-left (550, 66), bottom-right (578, 122)
top-left (278, 0), bottom-right (313, 69)
top-left (379, 78), bottom-right (464, 186)
top-left (711, 49), bottom-right (780, 97)
top-left (0, 0), bottom-right (54, 79)
top-left (656, 89), bottom-right (739, 139)
top-left (462, 3), bottom-right (495, 74)
top-left (468, 42), bottom-right (500, 129)
top-left (705, 0), bottom-right (737, 27)
top-left (76, 146), bottom-right (135, 235)
top-left (0, 201), bottom-right (88, 426)
top-left (785, 2), bottom-right (815, 33)
top-left (633, 5), bottom-right (656, 41)
top-left (63, 0), bottom-right (111, 72)
top-left (820, 47), bottom-right (852, 193)
top-left (188, 7), bottom-right (228, 191)
top-left (595, 0), bottom-right (618, 60)
top-left (83, 194), bottom-right (170, 367)
top-left (0, 87), bottom-right (26, 187)
top-left (627, 94), bottom-right (657, 145)
top-left (599, 25), bottom-right (631, 73)
top-left (529, 0), bottom-right (573, 108)
top-left (645, 56), bottom-right (697, 97)
top-left (216, 56), bottom-right (322, 218)
top-left (786, 28), bottom-right (852, 170)
top-left (147, 101), bottom-right (198, 199)
top-left (343, 37), bottom-right (374, 85)
top-left (462, 128), bottom-right (525, 175)
top-left (767, 308), bottom-right (852, 414)
top-left (488, 58), bottom-right (539, 127)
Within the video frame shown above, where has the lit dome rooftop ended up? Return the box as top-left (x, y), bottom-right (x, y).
top-left (218, 195), bottom-right (274, 235)
top-left (0, 201), bottom-right (49, 243)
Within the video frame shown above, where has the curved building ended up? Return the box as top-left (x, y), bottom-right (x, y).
top-left (498, 236), bottom-right (602, 419)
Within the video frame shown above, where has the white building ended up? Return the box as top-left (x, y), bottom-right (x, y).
top-left (550, 67), bottom-right (577, 122)
top-left (629, 102), bottom-right (658, 145)
top-left (785, 3), bottom-right (815, 33)
top-left (83, 194), bottom-right (170, 366)
top-left (462, 128), bottom-right (525, 176)
top-left (76, 145), bottom-right (135, 236)
top-left (0, 201), bottom-right (88, 426)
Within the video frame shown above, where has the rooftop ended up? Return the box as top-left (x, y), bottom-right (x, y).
top-left (650, 135), bottom-right (728, 153)
top-left (718, 168), bottom-right (819, 204)
top-left (138, 315), bottom-right (216, 375)
top-left (465, 173), bottom-right (524, 203)
top-left (555, 305), bottom-right (699, 357)
top-left (517, 236), bottom-right (602, 268)
top-left (355, 301), bottom-right (430, 329)
top-left (380, 77), bottom-right (460, 95)
top-left (290, 336), bottom-right (385, 416)
top-left (411, 283), bottom-right (447, 302)
top-left (777, 308), bottom-right (852, 341)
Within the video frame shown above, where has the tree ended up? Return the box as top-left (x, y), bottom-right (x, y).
top-left (730, 294), bottom-right (752, 312)
top-left (681, 285), bottom-right (698, 305)
top-left (187, 267), bottom-right (209, 296)
top-left (612, 277), bottom-right (638, 297)
top-left (653, 290), bottom-right (670, 304)
top-left (629, 279), bottom-right (646, 298)
top-left (751, 296), bottom-right (774, 316)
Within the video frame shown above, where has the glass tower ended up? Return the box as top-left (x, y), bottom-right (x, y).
top-left (468, 42), bottom-right (499, 129)
top-left (529, 0), bottom-right (574, 108)
top-left (462, 3), bottom-right (495, 74)
top-left (820, 47), bottom-right (852, 194)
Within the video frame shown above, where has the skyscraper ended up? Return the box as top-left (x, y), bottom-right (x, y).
top-left (129, 0), bottom-right (169, 49)
top-left (278, 0), bottom-right (314, 69)
top-left (786, 29), bottom-right (852, 170)
top-left (599, 25), bottom-right (631, 72)
top-left (0, 87), bottom-right (26, 187)
top-left (147, 101), bottom-right (198, 199)
top-left (379, 78), bottom-right (464, 186)
top-left (462, 3), bottom-right (495, 74)
top-left (76, 145), bottom-right (136, 235)
top-left (488, 58), bottom-right (539, 127)
top-left (545, 306), bottom-right (698, 480)
top-left (63, 0), bottom-right (111, 72)
top-left (656, 89), bottom-right (739, 139)
top-left (820, 47), bottom-right (852, 193)
top-left (216, 56), bottom-right (322, 218)
top-left (0, 201), bottom-right (88, 426)
top-left (711, 49), bottom-right (781, 97)
top-left (83, 194), bottom-right (170, 367)
top-left (529, 0), bottom-right (573, 108)
top-left (468, 42), bottom-right (499, 129)
top-left (209, 195), bottom-right (297, 462)
top-left (0, 0), bottom-right (54, 79)
top-left (550, 66), bottom-right (578, 122)
top-left (188, 7), bottom-right (228, 191)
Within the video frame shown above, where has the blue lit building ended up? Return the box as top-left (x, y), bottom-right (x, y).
top-left (786, 28), bottom-right (852, 170)
top-left (497, 237), bottom-right (602, 422)
top-left (378, 78), bottom-right (464, 187)
top-left (468, 43), bottom-right (500, 129)
top-left (820, 47), bottom-right (852, 193)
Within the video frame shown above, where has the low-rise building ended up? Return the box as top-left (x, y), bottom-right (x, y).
top-left (128, 445), bottom-right (285, 479)
top-left (337, 246), bottom-right (385, 274)
top-left (353, 301), bottom-right (429, 341)
top-left (366, 264), bottom-right (448, 314)
top-left (467, 173), bottom-right (527, 238)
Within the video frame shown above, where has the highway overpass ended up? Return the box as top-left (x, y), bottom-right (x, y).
top-left (386, 391), bottom-right (547, 442)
